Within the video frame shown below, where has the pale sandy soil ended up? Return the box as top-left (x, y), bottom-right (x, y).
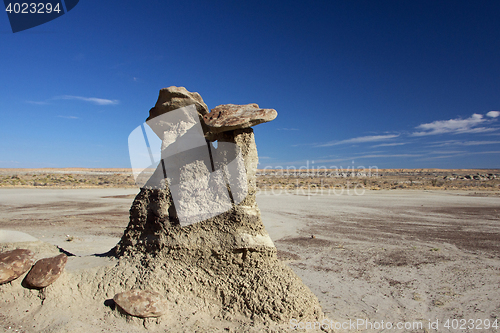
top-left (0, 189), bottom-right (499, 332)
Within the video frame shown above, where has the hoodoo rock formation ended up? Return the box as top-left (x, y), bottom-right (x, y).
top-left (0, 87), bottom-right (325, 331)
top-left (113, 86), bottom-right (324, 323)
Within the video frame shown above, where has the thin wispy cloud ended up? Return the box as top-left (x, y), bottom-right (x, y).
top-left (412, 113), bottom-right (498, 136)
top-left (58, 95), bottom-right (119, 105)
top-left (27, 95), bottom-right (119, 106)
top-left (429, 140), bottom-right (500, 147)
top-left (457, 140), bottom-right (500, 146)
top-left (26, 100), bottom-right (50, 105)
top-left (371, 142), bottom-right (407, 148)
top-left (354, 150), bottom-right (384, 155)
top-left (316, 153), bottom-right (422, 163)
top-left (426, 150), bottom-right (467, 157)
top-left (418, 154), bottom-right (462, 160)
top-left (469, 150), bottom-right (500, 154)
top-left (355, 153), bottom-right (422, 159)
top-left (57, 115), bottom-right (79, 119)
top-left (317, 134), bottom-right (399, 147)
top-left (419, 150), bottom-right (500, 161)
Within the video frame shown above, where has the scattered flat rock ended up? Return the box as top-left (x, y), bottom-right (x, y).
top-left (113, 289), bottom-right (168, 318)
top-left (203, 103), bottom-right (277, 133)
top-left (0, 249), bottom-right (34, 284)
top-left (24, 253), bottom-right (67, 288)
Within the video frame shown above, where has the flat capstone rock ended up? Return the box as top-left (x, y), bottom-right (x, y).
top-left (113, 289), bottom-right (168, 318)
top-left (24, 253), bottom-right (67, 288)
top-left (203, 103), bottom-right (277, 133)
top-left (0, 249), bottom-right (34, 284)
top-left (147, 86), bottom-right (209, 121)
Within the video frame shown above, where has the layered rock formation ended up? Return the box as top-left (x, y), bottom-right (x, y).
top-left (204, 103), bottom-right (277, 133)
top-left (113, 86), bottom-right (324, 323)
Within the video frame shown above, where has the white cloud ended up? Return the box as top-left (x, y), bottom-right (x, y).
top-left (421, 150), bottom-right (500, 160)
top-left (371, 142), bottom-right (408, 148)
top-left (487, 111), bottom-right (500, 118)
top-left (57, 115), bottom-right (79, 119)
top-left (469, 150), bottom-right (500, 154)
top-left (412, 113), bottom-right (497, 136)
top-left (428, 150), bottom-right (466, 155)
top-left (418, 154), bottom-right (461, 160)
top-left (461, 140), bottom-right (500, 146)
top-left (59, 95), bottom-right (119, 105)
top-left (26, 100), bottom-right (50, 105)
top-left (27, 95), bottom-right (119, 106)
top-left (317, 134), bottom-right (399, 147)
top-left (429, 140), bottom-right (500, 147)
top-left (355, 153), bottom-right (421, 159)
top-left (316, 153), bottom-right (421, 163)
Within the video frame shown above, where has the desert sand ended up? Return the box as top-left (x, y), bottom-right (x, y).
top-left (0, 188), bottom-right (499, 332)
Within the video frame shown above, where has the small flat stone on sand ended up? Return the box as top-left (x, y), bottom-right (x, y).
top-left (203, 103), bottom-right (277, 133)
top-left (24, 253), bottom-right (67, 288)
top-left (0, 249), bottom-right (34, 284)
top-left (113, 289), bottom-right (168, 318)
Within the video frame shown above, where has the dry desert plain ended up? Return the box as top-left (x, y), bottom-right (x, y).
top-left (0, 168), bottom-right (499, 332)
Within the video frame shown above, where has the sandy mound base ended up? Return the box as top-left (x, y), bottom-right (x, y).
top-left (0, 240), bottom-right (326, 333)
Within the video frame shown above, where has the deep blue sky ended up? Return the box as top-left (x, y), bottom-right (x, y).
top-left (1, 0), bottom-right (499, 169)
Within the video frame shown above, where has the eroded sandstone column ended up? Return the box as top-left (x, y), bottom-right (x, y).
top-left (114, 86), bottom-right (324, 323)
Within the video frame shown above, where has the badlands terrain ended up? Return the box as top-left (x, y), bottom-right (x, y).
top-left (0, 168), bottom-right (499, 192)
top-left (0, 168), bottom-right (499, 332)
